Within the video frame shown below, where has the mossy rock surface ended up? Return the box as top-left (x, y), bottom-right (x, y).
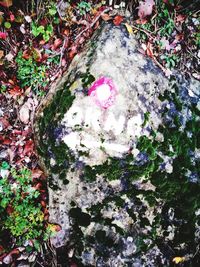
top-left (34, 22), bottom-right (200, 266)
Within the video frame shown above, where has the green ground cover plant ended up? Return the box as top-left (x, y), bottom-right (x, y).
top-left (0, 163), bottom-right (45, 249)
top-left (16, 50), bottom-right (48, 93)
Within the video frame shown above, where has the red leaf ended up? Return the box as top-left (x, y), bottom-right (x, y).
top-left (22, 50), bottom-right (31, 60)
top-left (69, 45), bottom-right (78, 60)
top-left (113, 15), bottom-right (123, 26)
top-left (9, 86), bottom-right (23, 97)
top-left (6, 204), bottom-right (14, 215)
top-left (9, 13), bottom-right (14, 22)
top-left (0, 31), bottom-right (7, 39)
top-left (146, 42), bottom-right (154, 58)
top-left (52, 38), bottom-right (62, 50)
top-left (2, 138), bottom-right (12, 145)
top-left (40, 200), bottom-right (46, 207)
top-left (23, 139), bottom-right (34, 156)
top-left (136, 18), bottom-right (148, 25)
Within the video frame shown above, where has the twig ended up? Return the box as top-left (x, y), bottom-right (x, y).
top-left (152, 54), bottom-right (171, 76)
top-left (59, 38), bottom-right (67, 66)
top-left (132, 25), bottom-right (156, 40)
top-left (56, 0), bottom-right (64, 20)
top-left (75, 7), bottom-right (112, 40)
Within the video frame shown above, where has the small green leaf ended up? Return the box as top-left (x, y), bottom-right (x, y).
top-left (49, 7), bottom-right (57, 16)
top-left (4, 21), bottom-right (11, 29)
top-left (1, 161), bottom-right (10, 170)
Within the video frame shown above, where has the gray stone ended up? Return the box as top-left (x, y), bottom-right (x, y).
top-left (34, 22), bottom-right (200, 266)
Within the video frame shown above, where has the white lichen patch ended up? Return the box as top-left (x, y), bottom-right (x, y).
top-left (60, 25), bottom-right (168, 166)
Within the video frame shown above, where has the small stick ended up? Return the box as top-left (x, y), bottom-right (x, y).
top-left (132, 24), bottom-right (156, 40)
top-left (75, 7), bottom-right (112, 40)
top-left (59, 38), bottom-right (67, 66)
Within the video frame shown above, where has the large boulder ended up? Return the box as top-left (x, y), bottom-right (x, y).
top-left (34, 22), bottom-right (200, 266)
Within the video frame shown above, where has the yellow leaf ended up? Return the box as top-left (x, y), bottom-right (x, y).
top-left (69, 80), bottom-right (80, 91)
top-left (48, 223), bottom-right (61, 232)
top-left (0, 50), bottom-right (4, 59)
top-left (125, 23), bottom-right (133, 35)
top-left (172, 257), bottom-right (185, 264)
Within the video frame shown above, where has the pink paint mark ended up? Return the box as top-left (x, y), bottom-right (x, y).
top-left (88, 77), bottom-right (117, 109)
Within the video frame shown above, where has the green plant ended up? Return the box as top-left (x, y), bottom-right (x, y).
top-left (161, 54), bottom-right (179, 69)
top-left (140, 2), bottom-right (175, 39)
top-left (48, 2), bottom-right (57, 16)
top-left (16, 51), bottom-right (48, 92)
top-left (0, 85), bottom-right (7, 94)
top-left (31, 22), bottom-right (53, 42)
top-left (77, 1), bottom-right (91, 15)
top-left (0, 164), bottom-right (45, 246)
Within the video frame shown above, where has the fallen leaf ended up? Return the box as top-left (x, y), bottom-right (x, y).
top-left (0, 0), bottom-right (12, 8)
top-left (176, 14), bottom-right (186, 23)
top-left (5, 51), bottom-right (14, 61)
top-left (69, 45), bottom-right (78, 60)
top-left (48, 223), bottom-right (62, 232)
top-left (32, 47), bottom-right (42, 62)
top-left (125, 23), bottom-right (133, 34)
top-left (113, 15), bottom-right (123, 26)
top-left (172, 257), bottom-right (185, 264)
top-left (9, 85), bottom-right (23, 97)
top-left (160, 37), bottom-right (171, 51)
top-left (22, 49), bottom-right (31, 60)
top-left (138, 0), bottom-right (155, 19)
top-left (6, 204), bottom-right (14, 215)
top-left (0, 117), bottom-right (10, 128)
top-left (40, 200), bottom-right (46, 207)
top-left (136, 18), bottom-right (148, 24)
top-left (20, 24), bottom-right (26, 34)
top-left (0, 31), bottom-right (7, 39)
top-left (31, 168), bottom-right (43, 179)
top-left (0, 50), bottom-right (4, 59)
top-left (24, 15), bottom-right (32, 23)
top-left (52, 38), bottom-right (62, 50)
top-left (146, 42), bottom-right (154, 57)
top-left (3, 254), bottom-right (12, 265)
top-left (0, 245), bottom-right (4, 254)
top-left (9, 13), bottom-right (15, 22)
top-left (19, 103), bottom-right (30, 124)
top-left (34, 182), bottom-right (42, 190)
top-left (23, 139), bottom-right (34, 156)
top-left (101, 13), bottom-right (111, 21)
top-left (164, 68), bottom-right (172, 77)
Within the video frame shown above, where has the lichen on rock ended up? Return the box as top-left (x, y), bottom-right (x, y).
top-left (34, 22), bottom-right (200, 266)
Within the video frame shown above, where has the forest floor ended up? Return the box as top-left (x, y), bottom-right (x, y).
top-left (0, 0), bottom-right (199, 266)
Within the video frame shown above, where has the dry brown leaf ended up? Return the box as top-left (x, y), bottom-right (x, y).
top-left (101, 13), bottom-right (112, 21)
top-left (0, 50), bottom-right (4, 59)
top-left (146, 42), bottom-right (154, 58)
top-left (0, 0), bottom-right (12, 8)
top-left (52, 38), bottom-right (62, 50)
